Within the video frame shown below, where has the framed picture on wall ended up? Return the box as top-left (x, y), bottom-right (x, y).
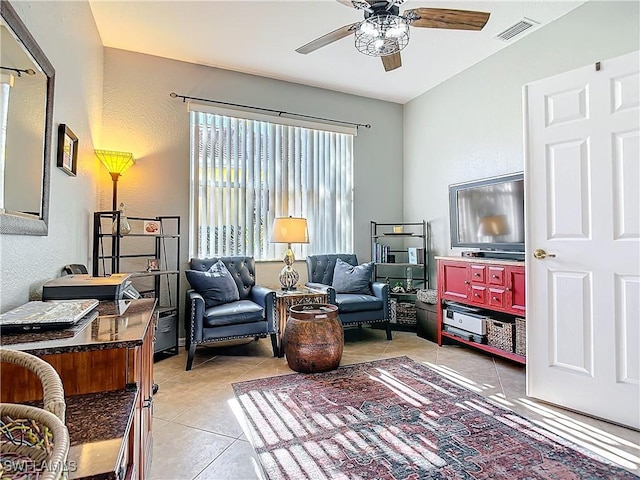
top-left (56, 124), bottom-right (78, 176)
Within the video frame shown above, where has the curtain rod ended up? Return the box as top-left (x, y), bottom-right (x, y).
top-left (169, 92), bottom-right (371, 129)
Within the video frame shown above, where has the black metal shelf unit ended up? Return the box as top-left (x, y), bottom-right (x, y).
top-left (92, 211), bottom-right (180, 356)
top-left (370, 221), bottom-right (428, 292)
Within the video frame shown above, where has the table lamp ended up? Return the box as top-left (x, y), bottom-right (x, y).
top-left (270, 216), bottom-right (309, 291)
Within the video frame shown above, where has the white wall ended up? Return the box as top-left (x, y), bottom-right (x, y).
top-left (403, 1), bottom-right (640, 283)
top-left (100, 48), bottom-right (404, 296)
top-left (0, 1), bottom-right (104, 312)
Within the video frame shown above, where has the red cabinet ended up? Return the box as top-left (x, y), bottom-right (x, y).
top-left (507, 268), bottom-right (526, 315)
top-left (440, 261), bottom-right (470, 301)
top-left (437, 257), bottom-right (526, 363)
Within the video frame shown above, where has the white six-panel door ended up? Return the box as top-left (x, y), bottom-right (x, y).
top-left (524, 50), bottom-right (639, 429)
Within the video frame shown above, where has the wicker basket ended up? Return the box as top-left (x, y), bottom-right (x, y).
top-left (515, 317), bottom-right (526, 356)
top-left (487, 319), bottom-right (516, 352)
top-left (0, 349), bottom-right (69, 480)
top-left (389, 298), bottom-right (397, 323)
top-left (396, 302), bottom-right (417, 325)
top-left (416, 289), bottom-right (438, 304)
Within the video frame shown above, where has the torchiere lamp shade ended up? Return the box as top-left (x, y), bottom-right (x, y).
top-left (95, 150), bottom-right (135, 176)
top-left (95, 150), bottom-right (135, 211)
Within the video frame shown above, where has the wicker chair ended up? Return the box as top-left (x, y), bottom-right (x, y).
top-left (0, 349), bottom-right (69, 480)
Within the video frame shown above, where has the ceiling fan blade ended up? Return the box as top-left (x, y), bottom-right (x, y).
top-left (382, 52), bottom-right (402, 72)
top-left (385, 0), bottom-right (408, 10)
top-left (336, 0), bottom-right (373, 11)
top-left (296, 23), bottom-right (359, 54)
top-left (404, 8), bottom-right (490, 30)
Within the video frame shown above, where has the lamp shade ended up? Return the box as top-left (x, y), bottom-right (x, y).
top-left (270, 217), bottom-right (309, 244)
top-left (95, 150), bottom-right (135, 175)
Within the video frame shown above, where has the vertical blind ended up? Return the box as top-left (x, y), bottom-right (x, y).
top-left (189, 109), bottom-right (354, 260)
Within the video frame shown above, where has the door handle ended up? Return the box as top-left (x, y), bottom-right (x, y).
top-left (534, 249), bottom-right (556, 259)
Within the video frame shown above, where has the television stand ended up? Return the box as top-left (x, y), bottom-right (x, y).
top-left (462, 250), bottom-right (525, 261)
top-left (436, 256), bottom-right (526, 364)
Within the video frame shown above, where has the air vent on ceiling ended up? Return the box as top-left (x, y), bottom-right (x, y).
top-left (495, 18), bottom-right (539, 42)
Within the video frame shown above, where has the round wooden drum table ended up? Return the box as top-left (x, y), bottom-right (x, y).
top-left (283, 303), bottom-right (343, 373)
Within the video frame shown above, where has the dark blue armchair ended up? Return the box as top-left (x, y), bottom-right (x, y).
top-left (306, 254), bottom-right (391, 340)
top-left (185, 256), bottom-right (277, 371)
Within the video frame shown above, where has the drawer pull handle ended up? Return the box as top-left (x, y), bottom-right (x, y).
top-left (506, 287), bottom-right (511, 292)
top-left (492, 275), bottom-right (499, 279)
top-left (474, 294), bottom-right (480, 298)
top-left (493, 297), bottom-right (499, 301)
top-left (464, 281), bottom-right (470, 285)
top-left (474, 273), bottom-right (480, 277)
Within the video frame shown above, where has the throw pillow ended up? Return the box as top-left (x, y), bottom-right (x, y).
top-left (331, 258), bottom-right (373, 295)
top-left (185, 260), bottom-right (240, 308)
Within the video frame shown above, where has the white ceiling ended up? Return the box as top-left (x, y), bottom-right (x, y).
top-left (89, 0), bottom-right (584, 104)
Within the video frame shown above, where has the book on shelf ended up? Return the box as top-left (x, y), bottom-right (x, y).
top-left (373, 243), bottom-right (391, 263)
top-left (408, 247), bottom-right (425, 265)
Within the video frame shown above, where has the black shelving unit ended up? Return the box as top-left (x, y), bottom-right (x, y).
top-left (92, 211), bottom-right (180, 356)
top-left (370, 221), bottom-right (428, 294)
top-left (371, 221), bottom-right (428, 330)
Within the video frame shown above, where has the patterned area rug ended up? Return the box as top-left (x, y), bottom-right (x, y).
top-left (232, 356), bottom-right (637, 480)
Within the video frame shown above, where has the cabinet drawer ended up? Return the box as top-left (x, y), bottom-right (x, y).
top-left (470, 265), bottom-right (486, 283)
top-left (470, 285), bottom-right (486, 305)
top-left (488, 288), bottom-right (506, 308)
top-left (488, 267), bottom-right (505, 286)
top-left (155, 310), bottom-right (177, 353)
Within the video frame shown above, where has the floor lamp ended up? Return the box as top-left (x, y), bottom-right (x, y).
top-left (270, 217), bottom-right (309, 291)
top-left (95, 149), bottom-right (135, 244)
top-left (95, 150), bottom-right (135, 211)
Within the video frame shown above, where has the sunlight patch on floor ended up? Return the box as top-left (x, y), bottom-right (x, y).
top-left (422, 361), bottom-right (494, 393)
top-left (229, 397), bottom-right (253, 442)
top-left (488, 392), bottom-right (516, 408)
top-left (371, 368), bottom-right (433, 406)
top-left (515, 397), bottom-right (640, 472)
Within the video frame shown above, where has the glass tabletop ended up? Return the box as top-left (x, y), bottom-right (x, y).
top-left (273, 287), bottom-right (327, 297)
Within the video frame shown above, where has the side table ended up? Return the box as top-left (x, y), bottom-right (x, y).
top-left (274, 288), bottom-right (328, 357)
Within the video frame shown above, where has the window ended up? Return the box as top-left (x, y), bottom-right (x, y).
top-left (189, 106), bottom-right (354, 260)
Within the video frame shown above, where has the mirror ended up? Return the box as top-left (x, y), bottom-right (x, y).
top-left (0, 0), bottom-right (54, 235)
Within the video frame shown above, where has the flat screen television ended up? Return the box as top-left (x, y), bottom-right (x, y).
top-left (449, 173), bottom-right (525, 258)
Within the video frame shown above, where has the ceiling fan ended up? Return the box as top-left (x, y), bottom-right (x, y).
top-left (295, 0), bottom-right (490, 72)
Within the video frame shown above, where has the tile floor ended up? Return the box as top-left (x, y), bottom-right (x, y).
top-left (149, 328), bottom-right (639, 479)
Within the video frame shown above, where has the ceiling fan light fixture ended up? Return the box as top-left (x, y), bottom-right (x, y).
top-left (355, 14), bottom-right (409, 57)
top-left (386, 23), bottom-right (407, 39)
top-left (359, 21), bottom-right (379, 37)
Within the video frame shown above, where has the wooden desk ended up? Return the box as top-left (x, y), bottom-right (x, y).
top-left (0, 298), bottom-right (156, 479)
top-left (273, 288), bottom-right (328, 357)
